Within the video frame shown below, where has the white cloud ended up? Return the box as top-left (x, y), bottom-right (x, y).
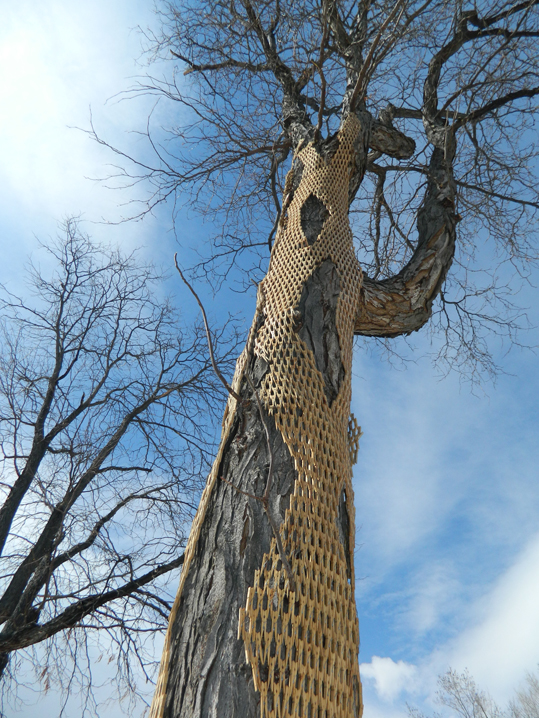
top-left (361, 656), bottom-right (418, 702)
top-left (362, 701), bottom-right (410, 718)
top-left (352, 343), bottom-right (539, 716)
top-left (358, 532), bottom-right (539, 718)
top-left (353, 386), bottom-right (443, 562)
top-left (405, 561), bottom-right (462, 635)
top-left (447, 530), bottom-right (539, 703)
top-left (0, 0), bottom-right (174, 284)
top-left (352, 339), bottom-right (539, 620)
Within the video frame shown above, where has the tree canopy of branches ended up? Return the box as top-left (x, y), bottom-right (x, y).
top-left (0, 221), bottom-right (237, 712)
top-left (95, 0), bottom-right (539, 379)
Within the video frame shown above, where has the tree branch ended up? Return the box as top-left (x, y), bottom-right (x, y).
top-left (355, 146), bottom-right (456, 337)
top-left (174, 256), bottom-right (242, 402)
top-left (455, 179), bottom-right (539, 210)
top-left (455, 86), bottom-right (539, 128)
top-left (369, 119), bottom-right (416, 159)
top-left (0, 555), bottom-right (185, 653)
top-left (349, 0), bottom-right (406, 112)
top-left (171, 50), bottom-right (270, 75)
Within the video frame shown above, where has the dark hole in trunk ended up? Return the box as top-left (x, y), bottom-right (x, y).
top-left (300, 194), bottom-right (329, 246)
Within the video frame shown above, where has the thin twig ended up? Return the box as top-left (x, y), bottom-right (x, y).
top-left (221, 477), bottom-right (259, 502)
top-left (267, 213), bottom-right (281, 250)
top-left (222, 470), bottom-right (297, 593)
top-left (267, 135), bottom-right (291, 249)
top-left (174, 254), bottom-right (242, 402)
top-left (349, 0), bottom-right (406, 112)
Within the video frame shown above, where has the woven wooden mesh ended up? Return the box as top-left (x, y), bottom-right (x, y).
top-left (348, 414), bottom-right (362, 467)
top-left (150, 114), bottom-right (364, 718)
top-left (238, 114), bottom-right (364, 718)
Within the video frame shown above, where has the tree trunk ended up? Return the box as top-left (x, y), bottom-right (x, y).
top-left (151, 115), bottom-right (369, 718)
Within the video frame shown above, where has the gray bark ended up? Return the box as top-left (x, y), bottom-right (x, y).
top-left (163, 363), bottom-right (296, 717)
top-left (162, 147), bottom-right (356, 713)
top-left (163, 340), bottom-right (353, 717)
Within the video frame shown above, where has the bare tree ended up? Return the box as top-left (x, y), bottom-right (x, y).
top-left (89, 2), bottom-right (539, 717)
top-left (98, 0), bottom-right (539, 379)
top-left (408, 667), bottom-right (539, 718)
top-left (0, 220), bottom-right (237, 712)
top-left (511, 669), bottom-right (539, 718)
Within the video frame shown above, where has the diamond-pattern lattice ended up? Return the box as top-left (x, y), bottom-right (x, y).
top-left (348, 414), bottom-right (362, 467)
top-left (238, 114), bottom-right (365, 718)
top-left (150, 114), bottom-right (365, 718)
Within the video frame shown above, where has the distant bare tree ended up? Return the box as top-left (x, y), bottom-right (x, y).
top-left (409, 666), bottom-right (539, 718)
top-left (511, 669), bottom-right (539, 718)
top-left (0, 220), bottom-right (237, 712)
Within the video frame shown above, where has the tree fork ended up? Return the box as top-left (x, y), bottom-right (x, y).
top-left (151, 104), bottom-right (459, 717)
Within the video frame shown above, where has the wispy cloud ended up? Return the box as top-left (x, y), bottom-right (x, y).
top-left (0, 0), bottom-right (173, 283)
top-left (360, 529), bottom-right (539, 718)
top-left (352, 317), bottom-right (539, 708)
top-left (448, 530), bottom-right (539, 702)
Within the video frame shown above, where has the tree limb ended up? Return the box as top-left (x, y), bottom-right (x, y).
top-left (174, 255), bottom-right (242, 402)
top-left (0, 555), bottom-right (185, 653)
top-left (355, 146), bottom-right (456, 337)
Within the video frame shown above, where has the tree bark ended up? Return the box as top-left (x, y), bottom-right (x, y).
top-left (355, 146), bottom-right (457, 337)
top-left (154, 115), bottom-right (369, 718)
top-left (153, 104), bottom-right (458, 718)
top-left (163, 362), bottom-right (296, 717)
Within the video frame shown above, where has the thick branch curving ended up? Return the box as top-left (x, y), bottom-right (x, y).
top-left (369, 118), bottom-right (416, 159)
top-left (355, 146), bottom-right (456, 338)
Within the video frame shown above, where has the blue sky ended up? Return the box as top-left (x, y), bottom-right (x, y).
top-left (1, 2), bottom-right (538, 717)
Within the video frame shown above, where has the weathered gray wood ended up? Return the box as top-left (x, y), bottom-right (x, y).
top-left (163, 363), bottom-right (296, 717)
top-left (162, 140), bottom-right (356, 713)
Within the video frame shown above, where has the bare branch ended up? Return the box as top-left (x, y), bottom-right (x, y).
top-left (349, 0), bottom-right (407, 112)
top-left (0, 555), bottom-right (185, 653)
top-left (174, 255), bottom-right (242, 402)
top-left (455, 86), bottom-right (539, 128)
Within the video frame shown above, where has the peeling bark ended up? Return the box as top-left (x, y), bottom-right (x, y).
top-left (163, 363), bottom-right (297, 718)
